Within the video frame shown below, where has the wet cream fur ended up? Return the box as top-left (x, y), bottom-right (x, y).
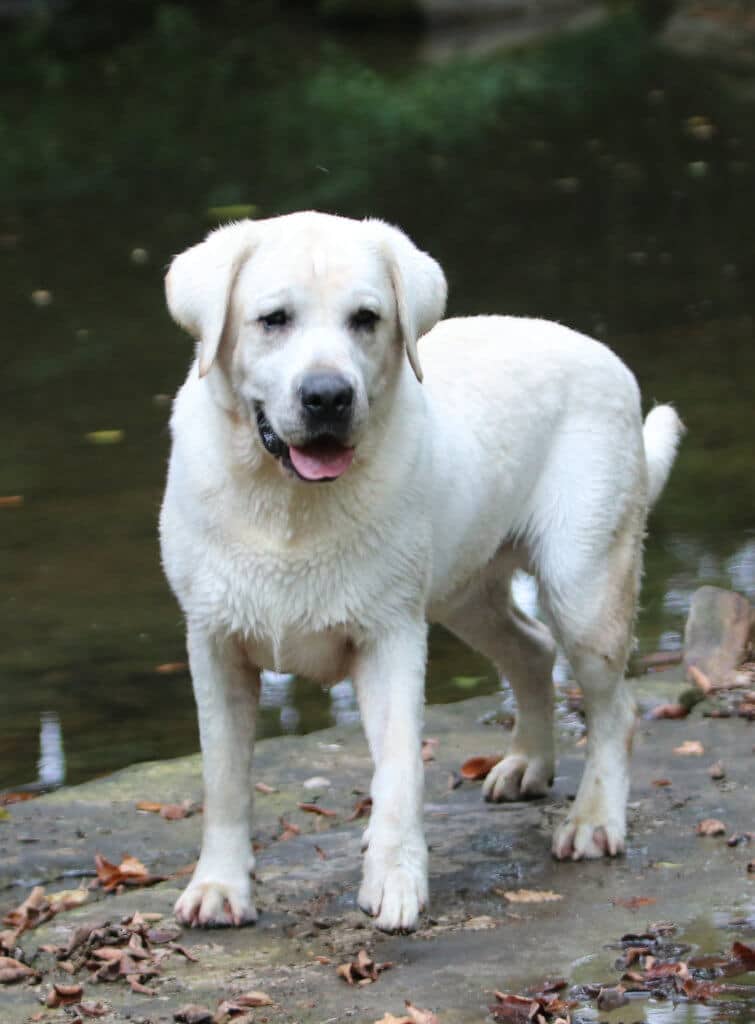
top-left (160, 211), bottom-right (683, 932)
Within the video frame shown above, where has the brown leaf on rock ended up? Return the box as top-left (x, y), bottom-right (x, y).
top-left (731, 940), bottom-right (755, 969)
top-left (404, 999), bottom-right (440, 1024)
top-left (276, 817), bottom-right (301, 841)
top-left (337, 948), bottom-right (393, 985)
top-left (503, 889), bottom-right (562, 903)
top-left (373, 1015), bottom-right (411, 1024)
top-left (0, 495), bottom-right (23, 508)
top-left (45, 982), bottom-right (84, 1007)
top-left (174, 1006), bottom-right (213, 1024)
top-left (347, 796), bottom-right (372, 820)
top-left (673, 740), bottom-right (704, 756)
top-left (460, 755), bottom-right (501, 780)
top-left (0, 791), bottom-right (37, 805)
top-left (78, 1002), bottom-right (109, 1019)
top-left (696, 818), bottom-right (726, 836)
top-left (298, 802), bottom-right (337, 817)
top-left (94, 853), bottom-right (164, 891)
top-left (652, 778), bottom-right (672, 787)
top-left (708, 760), bottom-right (726, 780)
top-left (136, 799), bottom-right (198, 820)
top-left (2, 885), bottom-right (54, 933)
top-left (489, 991), bottom-right (538, 1022)
top-left (233, 990), bottom-right (274, 1007)
top-left (254, 781), bottom-right (277, 794)
top-left (127, 974), bottom-right (157, 995)
top-left (0, 955), bottom-right (38, 984)
top-left (650, 703), bottom-right (688, 719)
top-left (613, 896), bottom-right (657, 910)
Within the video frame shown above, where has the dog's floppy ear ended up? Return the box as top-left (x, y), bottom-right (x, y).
top-left (165, 220), bottom-right (257, 377)
top-left (368, 220), bottom-right (447, 382)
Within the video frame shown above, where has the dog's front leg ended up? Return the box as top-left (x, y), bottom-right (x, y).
top-left (354, 618), bottom-right (428, 933)
top-left (175, 627), bottom-right (259, 927)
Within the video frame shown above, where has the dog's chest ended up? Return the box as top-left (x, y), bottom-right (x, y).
top-left (183, 516), bottom-right (419, 676)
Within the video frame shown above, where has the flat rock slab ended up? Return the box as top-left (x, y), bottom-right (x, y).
top-left (1, 683), bottom-right (753, 1023)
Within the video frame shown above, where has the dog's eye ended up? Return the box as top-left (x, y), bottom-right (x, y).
top-left (349, 308), bottom-right (380, 331)
top-left (259, 309), bottom-right (290, 330)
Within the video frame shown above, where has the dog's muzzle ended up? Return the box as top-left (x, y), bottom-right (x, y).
top-left (255, 405), bottom-right (355, 483)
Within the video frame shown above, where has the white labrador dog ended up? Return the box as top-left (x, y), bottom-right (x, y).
top-left (160, 211), bottom-right (682, 933)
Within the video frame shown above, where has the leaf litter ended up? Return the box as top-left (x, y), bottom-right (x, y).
top-left (337, 947), bottom-right (394, 985)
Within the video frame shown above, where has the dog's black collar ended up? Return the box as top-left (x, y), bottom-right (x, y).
top-left (255, 404), bottom-right (288, 461)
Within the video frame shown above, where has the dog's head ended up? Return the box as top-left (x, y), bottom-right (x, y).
top-left (165, 212), bottom-right (446, 482)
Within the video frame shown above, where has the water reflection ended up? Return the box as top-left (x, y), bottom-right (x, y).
top-left (0, 7), bottom-right (753, 788)
top-left (36, 711), bottom-right (65, 788)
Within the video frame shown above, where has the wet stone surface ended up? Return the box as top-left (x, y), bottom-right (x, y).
top-left (1, 679), bottom-right (753, 1023)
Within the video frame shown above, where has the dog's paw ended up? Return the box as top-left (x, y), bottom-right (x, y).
top-left (175, 877), bottom-right (257, 928)
top-left (358, 843), bottom-right (428, 933)
top-left (552, 818), bottom-right (625, 860)
top-left (482, 753), bottom-right (553, 802)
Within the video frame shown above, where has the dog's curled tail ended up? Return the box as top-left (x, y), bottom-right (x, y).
top-left (643, 404), bottom-right (685, 508)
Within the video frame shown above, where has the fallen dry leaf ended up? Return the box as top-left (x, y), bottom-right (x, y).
top-left (94, 853), bottom-right (164, 892)
top-left (373, 1015), bottom-right (410, 1024)
top-left (673, 740), bottom-right (704, 756)
top-left (46, 982), bottom-right (84, 1007)
top-left (463, 915), bottom-right (498, 930)
top-left (0, 955), bottom-right (38, 984)
top-left (173, 1006), bottom-right (213, 1024)
top-left (77, 1002), bottom-right (109, 1018)
top-left (0, 495), bottom-right (23, 508)
top-left (613, 896), bottom-right (657, 910)
top-left (254, 781), bottom-right (277, 794)
top-left (136, 799), bottom-right (198, 820)
top-left (0, 791), bottom-right (37, 805)
top-left (696, 818), bottom-right (726, 837)
top-left (2, 886), bottom-right (56, 935)
top-left (489, 991), bottom-right (538, 1022)
top-left (337, 948), bottom-right (393, 986)
top-left (347, 796), bottom-right (372, 820)
top-left (460, 755), bottom-right (501, 780)
top-left (731, 940), bottom-right (755, 968)
top-left (314, 844), bottom-right (328, 860)
top-left (276, 817), bottom-right (301, 841)
top-left (234, 990), bottom-right (274, 1007)
top-left (298, 802), bottom-right (337, 817)
top-left (708, 761), bottom-right (726, 780)
top-left (650, 702), bottom-right (688, 719)
top-left (404, 1001), bottom-right (440, 1024)
top-left (155, 661), bottom-right (188, 675)
top-left (652, 778), bottom-right (672, 787)
top-left (502, 889), bottom-right (562, 904)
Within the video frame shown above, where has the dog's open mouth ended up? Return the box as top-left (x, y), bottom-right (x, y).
top-left (255, 406), bottom-right (354, 482)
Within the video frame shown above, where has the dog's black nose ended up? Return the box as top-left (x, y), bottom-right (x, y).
top-left (300, 373), bottom-right (354, 421)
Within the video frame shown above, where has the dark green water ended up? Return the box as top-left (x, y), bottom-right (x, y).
top-left (1, 6), bottom-right (753, 789)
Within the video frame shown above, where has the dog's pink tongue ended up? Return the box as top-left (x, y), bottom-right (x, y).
top-left (289, 441), bottom-right (354, 481)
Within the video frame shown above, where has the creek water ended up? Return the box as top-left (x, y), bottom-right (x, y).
top-left (1, 8), bottom-right (753, 789)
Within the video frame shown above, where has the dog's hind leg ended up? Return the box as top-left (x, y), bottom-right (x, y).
top-left (441, 563), bottom-right (557, 801)
top-left (537, 509), bottom-right (643, 861)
